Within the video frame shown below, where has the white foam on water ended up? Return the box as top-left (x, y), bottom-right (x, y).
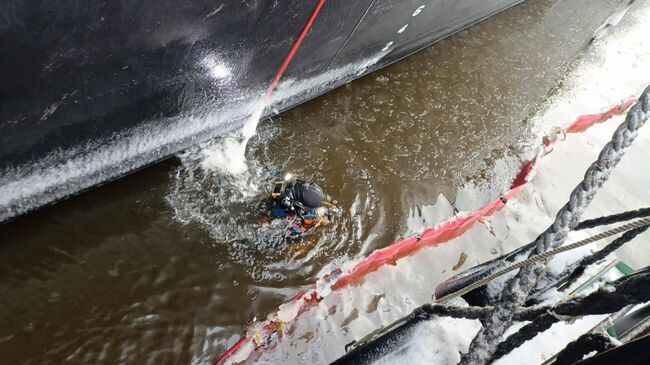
top-left (199, 136), bottom-right (249, 175)
top-left (0, 100), bottom-right (250, 222)
top-left (197, 99), bottom-right (266, 176)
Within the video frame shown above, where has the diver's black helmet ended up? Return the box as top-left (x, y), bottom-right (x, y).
top-left (289, 180), bottom-right (325, 209)
top-left (300, 183), bottom-right (325, 209)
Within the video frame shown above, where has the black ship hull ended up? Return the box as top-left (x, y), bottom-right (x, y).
top-left (0, 0), bottom-right (523, 222)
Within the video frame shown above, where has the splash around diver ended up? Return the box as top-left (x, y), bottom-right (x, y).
top-left (266, 173), bottom-right (340, 240)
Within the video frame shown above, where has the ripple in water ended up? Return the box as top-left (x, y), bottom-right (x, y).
top-left (166, 131), bottom-right (291, 265)
top-left (165, 120), bottom-right (366, 285)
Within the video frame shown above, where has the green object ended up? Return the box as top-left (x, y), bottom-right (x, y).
top-left (571, 260), bottom-right (619, 295)
top-left (606, 325), bottom-right (618, 337)
top-left (615, 261), bottom-right (634, 276)
top-left (571, 260), bottom-right (634, 295)
top-left (604, 261), bottom-right (635, 339)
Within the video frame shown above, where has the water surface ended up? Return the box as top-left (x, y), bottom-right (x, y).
top-left (0, 0), bottom-right (622, 363)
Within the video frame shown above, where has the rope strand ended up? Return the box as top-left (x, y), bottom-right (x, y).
top-left (461, 85), bottom-right (650, 365)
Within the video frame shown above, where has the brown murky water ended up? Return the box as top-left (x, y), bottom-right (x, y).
top-left (0, 0), bottom-right (622, 363)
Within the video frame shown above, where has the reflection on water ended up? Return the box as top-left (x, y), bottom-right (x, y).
top-left (0, 0), bottom-right (627, 363)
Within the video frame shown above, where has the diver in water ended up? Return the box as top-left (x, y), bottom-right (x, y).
top-left (269, 174), bottom-right (338, 238)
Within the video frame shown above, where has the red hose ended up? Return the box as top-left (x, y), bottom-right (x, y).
top-left (215, 336), bottom-right (250, 365)
top-left (263, 0), bottom-right (327, 99)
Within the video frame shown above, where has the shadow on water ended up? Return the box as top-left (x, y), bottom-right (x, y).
top-left (0, 0), bottom-right (624, 363)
